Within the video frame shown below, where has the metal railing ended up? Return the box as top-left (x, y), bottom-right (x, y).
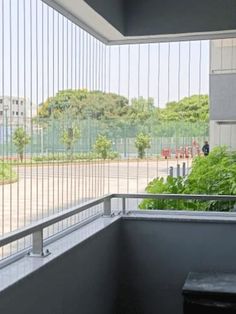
top-left (1, 193), bottom-right (236, 264)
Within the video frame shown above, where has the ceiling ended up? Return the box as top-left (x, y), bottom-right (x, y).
top-left (43, 0), bottom-right (236, 44)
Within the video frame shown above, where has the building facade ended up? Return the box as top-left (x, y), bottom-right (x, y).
top-left (0, 96), bottom-right (36, 127)
top-left (210, 39), bottom-right (236, 150)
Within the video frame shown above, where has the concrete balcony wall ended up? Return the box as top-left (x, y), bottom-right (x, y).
top-left (118, 218), bottom-right (236, 314)
top-left (1, 216), bottom-right (236, 314)
top-left (0, 221), bottom-right (121, 314)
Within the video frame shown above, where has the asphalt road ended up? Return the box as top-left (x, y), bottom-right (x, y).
top-left (0, 159), bottom-right (191, 240)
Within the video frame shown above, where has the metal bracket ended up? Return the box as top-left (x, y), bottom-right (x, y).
top-left (103, 198), bottom-right (111, 216)
top-left (28, 249), bottom-right (51, 258)
top-left (28, 230), bottom-right (51, 258)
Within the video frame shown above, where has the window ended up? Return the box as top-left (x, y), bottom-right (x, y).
top-left (12, 111), bottom-right (15, 115)
top-left (16, 100), bottom-right (19, 105)
top-left (0, 99), bottom-right (2, 104)
top-left (21, 112), bottom-right (23, 116)
top-left (21, 101), bottom-right (24, 105)
top-left (16, 111), bottom-right (18, 116)
top-left (0, 111), bottom-right (3, 115)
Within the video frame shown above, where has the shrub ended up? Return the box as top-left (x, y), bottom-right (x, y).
top-left (135, 132), bottom-right (151, 159)
top-left (60, 125), bottom-right (80, 158)
top-left (93, 135), bottom-right (112, 159)
top-left (0, 162), bottom-right (17, 183)
top-left (139, 147), bottom-right (236, 211)
top-left (13, 127), bottom-right (30, 162)
top-left (32, 151), bottom-right (119, 162)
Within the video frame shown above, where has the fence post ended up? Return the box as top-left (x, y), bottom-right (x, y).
top-left (177, 164), bottom-right (180, 177)
top-left (122, 197), bottom-right (126, 215)
top-left (182, 162), bottom-right (186, 177)
top-left (29, 229), bottom-right (50, 257)
top-left (103, 198), bottom-right (111, 216)
top-left (169, 166), bottom-right (174, 177)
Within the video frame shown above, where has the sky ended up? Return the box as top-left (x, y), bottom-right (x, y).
top-left (0, 0), bottom-right (209, 109)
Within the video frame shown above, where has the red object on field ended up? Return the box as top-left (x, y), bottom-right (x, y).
top-left (175, 147), bottom-right (184, 159)
top-left (161, 148), bottom-right (171, 159)
top-left (185, 147), bottom-right (190, 158)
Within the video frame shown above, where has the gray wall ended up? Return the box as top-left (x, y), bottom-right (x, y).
top-left (0, 221), bottom-right (121, 314)
top-left (210, 73), bottom-right (236, 120)
top-left (84, 0), bottom-right (125, 34)
top-left (85, 0), bottom-right (236, 36)
top-left (118, 218), bottom-right (236, 314)
top-left (124, 0), bottom-right (236, 36)
top-left (2, 218), bottom-right (236, 314)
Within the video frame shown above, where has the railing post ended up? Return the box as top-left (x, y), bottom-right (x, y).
top-left (182, 162), bottom-right (186, 177)
top-left (29, 229), bottom-right (50, 257)
top-left (169, 166), bottom-right (174, 177)
top-left (122, 197), bottom-right (126, 215)
top-left (103, 198), bottom-right (111, 216)
top-left (177, 164), bottom-right (180, 177)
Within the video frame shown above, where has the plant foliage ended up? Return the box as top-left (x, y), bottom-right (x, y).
top-left (0, 162), bottom-right (17, 183)
top-left (38, 90), bottom-right (209, 125)
top-left (13, 127), bottom-right (31, 162)
top-left (60, 124), bottom-right (80, 157)
top-left (93, 135), bottom-right (113, 159)
top-left (139, 147), bottom-right (236, 211)
top-left (135, 132), bottom-right (151, 159)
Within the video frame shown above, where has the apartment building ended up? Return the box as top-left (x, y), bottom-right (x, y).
top-left (0, 96), bottom-right (36, 127)
top-left (210, 39), bottom-right (236, 149)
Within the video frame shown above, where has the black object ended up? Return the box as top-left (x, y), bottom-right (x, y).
top-left (183, 272), bottom-right (236, 314)
top-left (202, 143), bottom-right (210, 156)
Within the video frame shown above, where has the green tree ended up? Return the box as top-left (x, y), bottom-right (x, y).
top-left (135, 132), bottom-right (151, 159)
top-left (160, 95), bottom-right (209, 122)
top-left (38, 89), bottom-right (129, 121)
top-left (60, 124), bottom-right (80, 158)
top-left (37, 90), bottom-right (209, 128)
top-left (13, 127), bottom-right (31, 162)
top-left (127, 97), bottom-right (158, 125)
top-left (94, 135), bottom-right (112, 159)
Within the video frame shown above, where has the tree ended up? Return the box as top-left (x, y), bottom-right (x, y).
top-left (135, 132), bottom-right (151, 159)
top-left (13, 127), bottom-right (31, 162)
top-left (60, 124), bottom-right (80, 158)
top-left (94, 135), bottom-right (112, 159)
top-left (38, 89), bottom-right (129, 121)
top-left (160, 95), bottom-right (209, 122)
top-left (37, 90), bottom-right (209, 127)
top-left (127, 97), bottom-right (157, 125)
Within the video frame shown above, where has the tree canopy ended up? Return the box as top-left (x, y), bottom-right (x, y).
top-left (37, 89), bottom-right (209, 124)
top-left (38, 89), bottom-right (129, 121)
top-left (159, 95), bottom-right (209, 122)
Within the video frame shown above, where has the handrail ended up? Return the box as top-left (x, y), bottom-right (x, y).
top-left (112, 193), bottom-right (236, 201)
top-left (0, 195), bottom-right (111, 256)
top-left (112, 193), bottom-right (236, 215)
top-left (1, 193), bottom-right (236, 257)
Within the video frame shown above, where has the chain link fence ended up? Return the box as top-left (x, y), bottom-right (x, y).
top-left (0, 119), bottom-right (209, 159)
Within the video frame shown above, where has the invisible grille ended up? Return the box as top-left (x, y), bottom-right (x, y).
top-left (1, 0), bottom-right (234, 260)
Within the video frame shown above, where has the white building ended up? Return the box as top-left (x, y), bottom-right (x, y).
top-left (0, 96), bottom-right (36, 128)
top-left (210, 39), bottom-right (236, 150)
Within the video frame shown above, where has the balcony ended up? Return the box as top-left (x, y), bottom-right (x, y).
top-left (1, 1), bottom-right (236, 313)
top-left (1, 193), bottom-right (236, 314)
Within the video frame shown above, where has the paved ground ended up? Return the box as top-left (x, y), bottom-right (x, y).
top-left (0, 158), bottom-right (192, 253)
